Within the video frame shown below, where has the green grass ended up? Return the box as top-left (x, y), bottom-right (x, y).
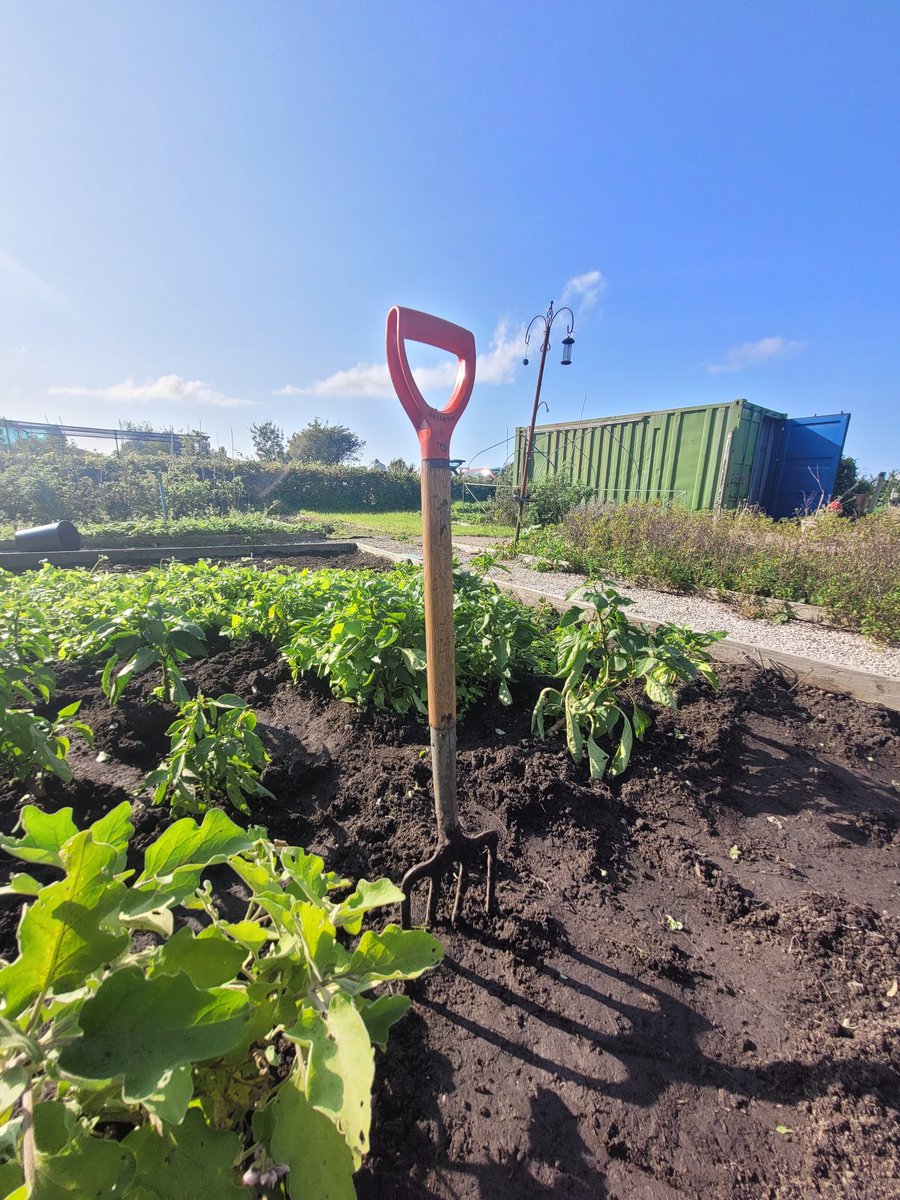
top-left (305, 510), bottom-right (513, 540)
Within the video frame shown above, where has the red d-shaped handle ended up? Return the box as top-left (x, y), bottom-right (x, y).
top-left (386, 306), bottom-right (476, 460)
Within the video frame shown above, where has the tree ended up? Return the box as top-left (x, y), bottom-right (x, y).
top-left (286, 419), bottom-right (364, 465)
top-left (386, 457), bottom-right (415, 474)
top-left (250, 420), bottom-right (286, 462)
top-left (832, 455), bottom-right (859, 500)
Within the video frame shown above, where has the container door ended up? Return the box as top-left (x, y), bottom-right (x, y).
top-left (764, 413), bottom-right (850, 518)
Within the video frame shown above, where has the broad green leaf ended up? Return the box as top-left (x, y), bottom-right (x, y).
top-left (356, 994), bottom-right (410, 1050)
top-left (280, 848), bottom-right (348, 904)
top-left (289, 993), bottom-right (374, 1161)
top-left (135, 810), bottom-right (252, 899)
top-left (399, 647), bottom-right (426, 673)
top-left (124, 1110), bottom-right (244, 1199)
top-left (167, 630), bottom-right (208, 658)
top-left (264, 1073), bottom-right (356, 1200)
top-left (343, 925), bottom-right (443, 986)
top-left (30, 1099), bottom-right (134, 1199)
top-left (632, 703), bottom-right (651, 739)
top-left (88, 803), bottom-right (133, 855)
top-left (118, 904), bottom-right (173, 939)
top-left (0, 1160), bottom-right (23, 1196)
top-left (297, 902), bottom-right (340, 975)
top-left (57, 966), bottom-right (252, 1101)
top-left (218, 920), bottom-right (270, 954)
top-left (131, 645), bottom-right (161, 676)
top-left (585, 735), bottom-right (609, 780)
top-left (0, 1115), bottom-right (24, 1164)
top-left (609, 714), bottom-right (634, 778)
top-left (0, 1066), bottom-right (26, 1114)
top-left (0, 1018), bottom-right (39, 1057)
top-left (140, 1063), bottom-right (194, 1126)
top-left (331, 878), bottom-right (404, 935)
top-left (0, 834), bottom-right (129, 1018)
top-left (150, 926), bottom-right (246, 989)
top-left (565, 701), bottom-right (583, 762)
top-left (286, 996), bottom-right (373, 1165)
top-left (644, 675), bottom-right (677, 708)
top-left (0, 873), bottom-right (42, 897)
top-left (0, 807), bottom-right (78, 868)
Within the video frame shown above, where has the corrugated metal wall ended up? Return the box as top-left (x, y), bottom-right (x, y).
top-left (514, 400), bottom-right (785, 511)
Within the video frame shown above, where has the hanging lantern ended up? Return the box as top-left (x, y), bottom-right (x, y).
top-left (560, 334), bottom-right (575, 366)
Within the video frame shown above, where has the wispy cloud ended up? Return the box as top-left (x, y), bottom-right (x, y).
top-left (707, 336), bottom-right (806, 375)
top-left (277, 317), bottom-right (524, 399)
top-left (0, 248), bottom-right (61, 304)
top-left (7, 345), bottom-right (28, 355)
top-left (48, 374), bottom-right (259, 409)
top-left (561, 270), bottom-right (606, 311)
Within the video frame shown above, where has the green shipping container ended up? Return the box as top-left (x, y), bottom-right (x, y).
top-left (514, 399), bottom-right (787, 511)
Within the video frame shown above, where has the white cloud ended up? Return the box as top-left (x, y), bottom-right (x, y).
top-left (707, 336), bottom-right (807, 375)
top-left (561, 270), bottom-right (606, 310)
top-left (0, 248), bottom-right (60, 304)
top-left (8, 344), bottom-right (28, 355)
top-left (277, 317), bottom-right (524, 399)
top-left (48, 374), bottom-right (259, 408)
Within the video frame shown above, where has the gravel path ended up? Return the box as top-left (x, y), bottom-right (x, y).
top-left (353, 534), bottom-right (900, 681)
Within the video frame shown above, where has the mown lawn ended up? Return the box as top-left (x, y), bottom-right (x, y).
top-left (306, 510), bottom-right (513, 540)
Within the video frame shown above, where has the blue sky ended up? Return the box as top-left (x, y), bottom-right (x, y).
top-left (1, 2), bottom-right (897, 473)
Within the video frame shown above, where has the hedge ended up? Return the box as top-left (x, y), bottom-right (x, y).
top-left (0, 444), bottom-right (483, 524)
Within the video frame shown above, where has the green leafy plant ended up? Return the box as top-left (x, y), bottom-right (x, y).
top-left (144, 693), bottom-right (273, 814)
top-left (532, 582), bottom-right (724, 778)
top-left (279, 564), bottom-right (540, 715)
top-left (92, 603), bottom-right (208, 706)
top-left (0, 700), bottom-right (93, 787)
top-left (0, 635), bottom-right (93, 786)
top-left (0, 803), bottom-right (442, 1198)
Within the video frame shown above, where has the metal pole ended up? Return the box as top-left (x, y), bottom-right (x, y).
top-left (514, 319), bottom-right (550, 544)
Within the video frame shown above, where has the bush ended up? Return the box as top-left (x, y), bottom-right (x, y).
top-left (522, 501), bottom-right (900, 644)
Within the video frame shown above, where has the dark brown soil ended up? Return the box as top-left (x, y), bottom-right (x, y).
top-left (1, 639), bottom-right (898, 1199)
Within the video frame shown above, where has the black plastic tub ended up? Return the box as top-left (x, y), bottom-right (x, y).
top-left (14, 521), bottom-right (82, 552)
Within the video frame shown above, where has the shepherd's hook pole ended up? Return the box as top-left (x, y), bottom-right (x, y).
top-left (513, 300), bottom-right (575, 545)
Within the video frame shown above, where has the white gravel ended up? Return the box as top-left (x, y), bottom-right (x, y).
top-left (353, 534), bottom-right (900, 681)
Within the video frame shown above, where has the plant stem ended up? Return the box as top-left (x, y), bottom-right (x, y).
top-left (21, 1082), bottom-right (35, 1189)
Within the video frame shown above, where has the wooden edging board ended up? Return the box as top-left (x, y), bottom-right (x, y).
top-left (0, 542), bottom-right (358, 571)
top-left (358, 542), bottom-right (900, 714)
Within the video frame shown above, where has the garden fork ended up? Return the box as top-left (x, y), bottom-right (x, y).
top-left (386, 305), bottom-right (498, 928)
